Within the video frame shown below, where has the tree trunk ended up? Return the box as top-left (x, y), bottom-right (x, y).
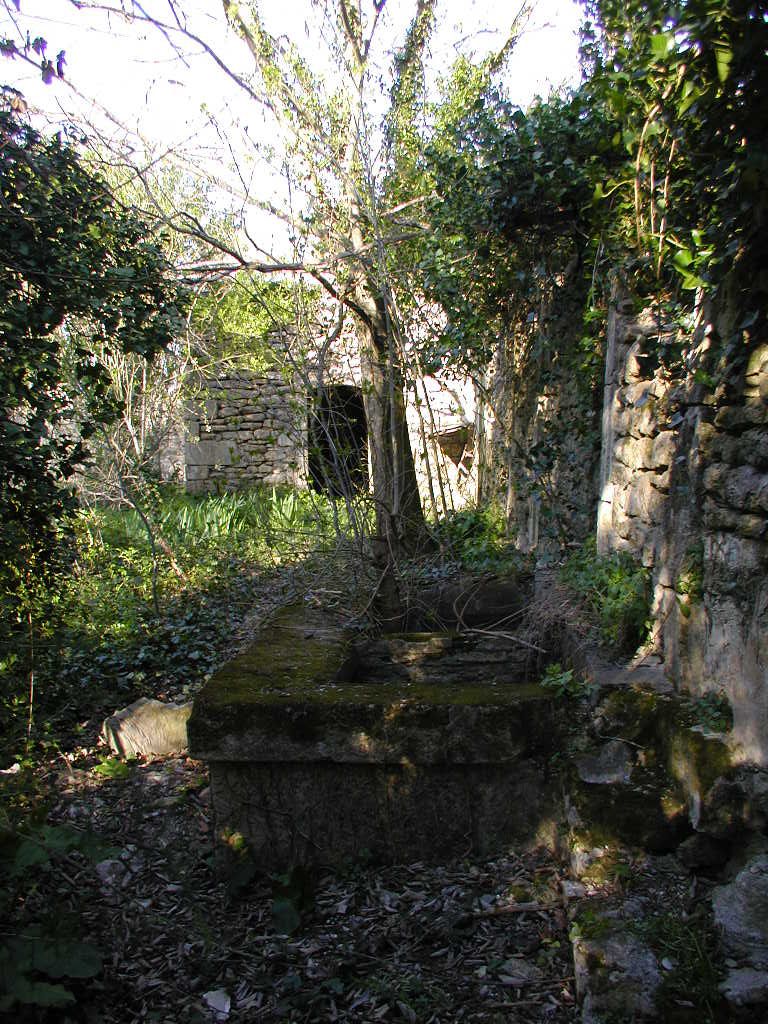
top-left (356, 290), bottom-right (427, 559)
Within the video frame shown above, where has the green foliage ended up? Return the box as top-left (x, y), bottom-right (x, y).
top-left (580, 0), bottom-right (768, 352)
top-left (420, 74), bottom-right (619, 372)
top-left (0, 820), bottom-right (115, 1011)
top-left (0, 105), bottom-right (187, 623)
top-left (562, 539), bottom-right (651, 654)
top-left (540, 662), bottom-right (590, 700)
top-left (0, 486), bottom-right (346, 761)
top-left (0, 930), bottom-right (103, 1011)
top-left (430, 503), bottom-right (516, 571)
top-left (691, 691), bottom-right (732, 734)
top-left (190, 273), bottom-right (305, 372)
top-left (1, 820), bottom-right (117, 878)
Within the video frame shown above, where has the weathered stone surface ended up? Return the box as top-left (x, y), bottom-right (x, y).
top-left (575, 740), bottom-right (634, 785)
top-left (185, 439), bottom-right (234, 467)
top-left (713, 855), bottom-right (768, 966)
top-left (676, 832), bottom-right (731, 871)
top-left (574, 928), bottom-right (662, 1021)
top-left (720, 967), bottom-right (768, 1007)
top-left (189, 602), bottom-right (556, 767)
top-left (103, 698), bottom-right (192, 757)
top-left (211, 758), bottom-right (559, 868)
top-left (714, 402), bottom-right (766, 432)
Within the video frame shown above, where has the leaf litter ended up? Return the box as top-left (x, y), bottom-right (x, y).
top-left (16, 748), bottom-right (581, 1023)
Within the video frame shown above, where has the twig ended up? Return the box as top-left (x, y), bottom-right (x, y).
top-left (463, 627), bottom-right (547, 654)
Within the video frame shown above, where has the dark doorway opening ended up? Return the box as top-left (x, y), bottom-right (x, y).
top-left (308, 385), bottom-right (368, 497)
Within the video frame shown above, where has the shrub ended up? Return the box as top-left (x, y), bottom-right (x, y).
top-left (561, 539), bottom-right (651, 655)
top-left (431, 503), bottom-right (516, 571)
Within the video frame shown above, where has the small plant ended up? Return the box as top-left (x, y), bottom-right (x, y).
top-left (561, 539), bottom-right (651, 654)
top-left (540, 662), bottom-right (590, 699)
top-left (431, 502), bottom-right (517, 571)
top-left (270, 865), bottom-right (315, 935)
top-left (691, 691), bottom-right (732, 733)
top-left (676, 544), bottom-right (704, 617)
top-left (92, 755), bottom-right (134, 780)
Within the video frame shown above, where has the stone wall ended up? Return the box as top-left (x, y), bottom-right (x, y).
top-left (183, 363), bottom-right (479, 509)
top-left (597, 300), bottom-right (768, 764)
top-left (185, 373), bottom-right (305, 493)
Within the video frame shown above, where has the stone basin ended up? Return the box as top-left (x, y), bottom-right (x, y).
top-left (188, 603), bottom-right (563, 869)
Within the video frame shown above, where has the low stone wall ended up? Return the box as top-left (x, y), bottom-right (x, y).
top-left (185, 373), bottom-right (305, 493)
top-left (597, 301), bottom-right (768, 764)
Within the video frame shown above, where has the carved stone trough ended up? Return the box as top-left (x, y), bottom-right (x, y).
top-left (188, 586), bottom-right (566, 870)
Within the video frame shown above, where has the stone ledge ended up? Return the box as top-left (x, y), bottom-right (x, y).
top-left (188, 605), bottom-right (558, 766)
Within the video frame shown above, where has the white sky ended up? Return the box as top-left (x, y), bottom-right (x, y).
top-left (1, 0), bottom-right (584, 260)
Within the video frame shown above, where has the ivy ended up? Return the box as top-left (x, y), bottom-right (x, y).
top-left (0, 104), bottom-right (188, 622)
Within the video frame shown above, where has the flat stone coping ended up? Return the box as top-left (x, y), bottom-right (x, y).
top-left (188, 604), bottom-right (555, 765)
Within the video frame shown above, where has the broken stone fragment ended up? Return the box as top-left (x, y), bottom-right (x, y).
top-left (719, 967), bottom-right (768, 1007)
top-left (676, 832), bottom-right (731, 871)
top-left (102, 697), bottom-right (192, 758)
top-left (575, 739), bottom-right (634, 785)
top-left (574, 928), bottom-right (662, 1021)
top-left (713, 854), bottom-right (768, 967)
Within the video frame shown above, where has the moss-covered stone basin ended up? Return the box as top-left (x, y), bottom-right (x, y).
top-left (188, 604), bottom-right (564, 869)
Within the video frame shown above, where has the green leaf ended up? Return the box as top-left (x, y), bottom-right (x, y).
top-left (31, 937), bottom-right (102, 980)
top-left (650, 32), bottom-right (673, 60)
top-left (714, 41), bottom-right (732, 85)
top-left (272, 896), bottom-right (302, 935)
top-left (2, 975), bottom-right (76, 1009)
top-left (672, 248), bottom-right (693, 270)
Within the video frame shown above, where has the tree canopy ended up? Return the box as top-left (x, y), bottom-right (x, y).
top-left (0, 103), bottom-right (188, 606)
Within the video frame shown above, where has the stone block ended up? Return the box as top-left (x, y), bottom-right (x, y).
top-left (715, 403), bottom-right (766, 433)
top-left (188, 604), bottom-right (564, 869)
top-left (713, 855), bottom-right (768, 967)
top-left (650, 430), bottom-right (678, 470)
top-left (614, 434), bottom-right (655, 470)
top-left (573, 928), bottom-right (662, 1021)
top-left (704, 503), bottom-right (767, 539)
top-left (724, 466), bottom-right (768, 513)
top-left (102, 698), bottom-right (192, 758)
top-left (184, 439), bottom-right (234, 467)
top-left (625, 473), bottom-right (666, 523)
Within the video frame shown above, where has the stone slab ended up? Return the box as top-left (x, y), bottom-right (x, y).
top-left (103, 698), bottom-right (192, 758)
top-left (188, 605), bottom-right (558, 766)
top-left (188, 603), bottom-right (564, 868)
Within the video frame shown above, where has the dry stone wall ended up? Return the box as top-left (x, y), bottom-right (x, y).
top-left (597, 300), bottom-right (768, 764)
top-left (183, 363), bottom-right (478, 508)
top-left (185, 373), bottom-right (305, 493)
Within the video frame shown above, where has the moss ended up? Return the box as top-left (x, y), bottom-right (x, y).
top-left (189, 604), bottom-right (566, 759)
top-left (570, 763), bottom-right (691, 853)
top-left (195, 605), bottom-right (553, 710)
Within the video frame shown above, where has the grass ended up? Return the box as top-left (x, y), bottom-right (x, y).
top-left (0, 484), bottom-right (363, 768)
